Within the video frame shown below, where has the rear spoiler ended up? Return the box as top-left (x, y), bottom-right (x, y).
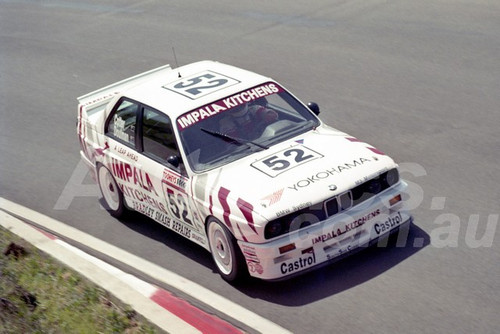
top-left (77, 64), bottom-right (173, 109)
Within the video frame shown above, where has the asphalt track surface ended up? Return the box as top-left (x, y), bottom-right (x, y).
top-left (1, 1), bottom-right (499, 333)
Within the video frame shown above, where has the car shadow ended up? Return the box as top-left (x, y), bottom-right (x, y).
top-left (114, 208), bottom-right (215, 268)
top-left (113, 203), bottom-right (429, 305)
top-left (236, 221), bottom-right (430, 306)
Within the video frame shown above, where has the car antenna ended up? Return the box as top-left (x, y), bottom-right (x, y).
top-left (172, 47), bottom-right (181, 78)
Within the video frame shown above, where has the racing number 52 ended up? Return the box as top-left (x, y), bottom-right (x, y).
top-left (263, 148), bottom-right (315, 171)
top-left (166, 187), bottom-right (193, 225)
top-left (173, 74), bottom-right (228, 96)
top-left (252, 146), bottom-right (322, 177)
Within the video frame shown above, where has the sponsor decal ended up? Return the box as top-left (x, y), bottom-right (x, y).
top-left (260, 188), bottom-right (284, 208)
top-left (242, 245), bottom-right (264, 274)
top-left (121, 184), bottom-right (167, 214)
top-left (133, 202), bottom-right (156, 219)
top-left (110, 158), bottom-right (158, 195)
top-left (242, 245), bottom-right (259, 261)
top-left (276, 208), bottom-right (291, 218)
top-left (134, 198), bottom-right (197, 242)
top-left (326, 244), bottom-right (355, 260)
top-left (80, 92), bottom-right (119, 107)
top-left (293, 202), bottom-right (313, 212)
top-left (355, 168), bottom-right (388, 186)
top-left (154, 210), bottom-right (171, 226)
top-left (113, 116), bottom-right (131, 142)
top-left (374, 211), bottom-right (403, 235)
top-left (172, 220), bottom-right (192, 238)
top-left (280, 248), bottom-right (316, 275)
top-left (312, 209), bottom-right (381, 245)
top-left (114, 145), bottom-right (138, 161)
top-left (176, 83), bottom-right (282, 130)
top-left (162, 169), bottom-right (187, 191)
top-left (248, 262), bottom-right (264, 275)
top-left (288, 157), bottom-right (372, 191)
top-left (275, 202), bottom-right (313, 219)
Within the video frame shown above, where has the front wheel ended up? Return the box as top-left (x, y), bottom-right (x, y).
top-left (97, 164), bottom-right (126, 218)
top-left (207, 219), bottom-right (248, 282)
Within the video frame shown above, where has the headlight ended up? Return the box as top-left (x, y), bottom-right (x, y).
top-left (383, 168), bottom-right (399, 187)
top-left (367, 179), bottom-right (382, 194)
top-left (265, 221), bottom-right (283, 239)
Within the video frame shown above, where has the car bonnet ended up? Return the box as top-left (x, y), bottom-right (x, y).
top-left (198, 126), bottom-right (398, 222)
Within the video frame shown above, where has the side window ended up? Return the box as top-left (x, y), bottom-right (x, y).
top-left (106, 99), bottom-right (139, 147)
top-left (142, 107), bottom-right (182, 169)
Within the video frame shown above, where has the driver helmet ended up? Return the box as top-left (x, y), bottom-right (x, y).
top-left (231, 103), bottom-right (249, 117)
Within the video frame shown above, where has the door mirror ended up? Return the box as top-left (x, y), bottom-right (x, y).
top-left (307, 102), bottom-right (320, 115)
top-left (167, 155), bottom-right (181, 168)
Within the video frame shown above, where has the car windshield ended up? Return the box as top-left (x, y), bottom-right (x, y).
top-left (177, 82), bottom-right (320, 173)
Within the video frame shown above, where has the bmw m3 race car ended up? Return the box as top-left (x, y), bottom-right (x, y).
top-left (77, 60), bottom-right (412, 282)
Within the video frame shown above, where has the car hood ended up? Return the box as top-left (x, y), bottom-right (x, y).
top-left (199, 125), bottom-right (398, 222)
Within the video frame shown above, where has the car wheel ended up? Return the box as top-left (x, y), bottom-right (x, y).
top-left (207, 218), bottom-right (247, 282)
top-left (97, 164), bottom-right (125, 218)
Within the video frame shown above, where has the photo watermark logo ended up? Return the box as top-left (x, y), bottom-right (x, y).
top-left (54, 159), bottom-right (498, 249)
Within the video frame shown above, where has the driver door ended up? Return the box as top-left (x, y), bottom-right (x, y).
top-left (139, 106), bottom-right (205, 244)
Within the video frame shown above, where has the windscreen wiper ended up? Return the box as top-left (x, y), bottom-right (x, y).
top-left (201, 128), bottom-right (269, 150)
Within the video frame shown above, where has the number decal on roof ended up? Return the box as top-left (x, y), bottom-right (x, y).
top-left (164, 71), bottom-right (240, 99)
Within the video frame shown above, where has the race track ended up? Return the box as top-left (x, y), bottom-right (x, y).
top-left (1, 1), bottom-right (499, 333)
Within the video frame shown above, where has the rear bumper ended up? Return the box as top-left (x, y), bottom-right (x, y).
top-left (238, 181), bottom-right (412, 280)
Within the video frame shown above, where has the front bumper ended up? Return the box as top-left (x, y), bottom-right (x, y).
top-left (238, 181), bottom-right (412, 280)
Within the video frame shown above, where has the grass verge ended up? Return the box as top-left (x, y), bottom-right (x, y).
top-left (0, 225), bottom-right (158, 333)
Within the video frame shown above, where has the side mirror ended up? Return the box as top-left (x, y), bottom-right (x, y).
top-left (167, 155), bottom-right (181, 168)
top-left (307, 102), bottom-right (320, 115)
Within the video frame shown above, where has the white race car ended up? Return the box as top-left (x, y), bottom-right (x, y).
top-left (77, 61), bottom-right (412, 282)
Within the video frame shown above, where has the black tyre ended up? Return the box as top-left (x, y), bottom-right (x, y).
top-left (97, 164), bottom-right (126, 218)
top-left (207, 218), bottom-right (248, 282)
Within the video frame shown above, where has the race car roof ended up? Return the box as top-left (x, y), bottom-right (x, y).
top-left (123, 60), bottom-right (274, 119)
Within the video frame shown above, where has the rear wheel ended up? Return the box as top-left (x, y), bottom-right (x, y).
top-left (207, 218), bottom-right (248, 282)
top-left (97, 164), bottom-right (126, 218)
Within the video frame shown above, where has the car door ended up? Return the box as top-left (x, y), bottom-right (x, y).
top-left (104, 98), bottom-right (157, 213)
top-left (139, 106), bottom-right (207, 247)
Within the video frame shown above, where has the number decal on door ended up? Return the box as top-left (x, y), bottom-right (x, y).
top-left (252, 146), bottom-right (323, 177)
top-left (165, 186), bottom-right (193, 225)
top-left (164, 71), bottom-right (240, 99)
